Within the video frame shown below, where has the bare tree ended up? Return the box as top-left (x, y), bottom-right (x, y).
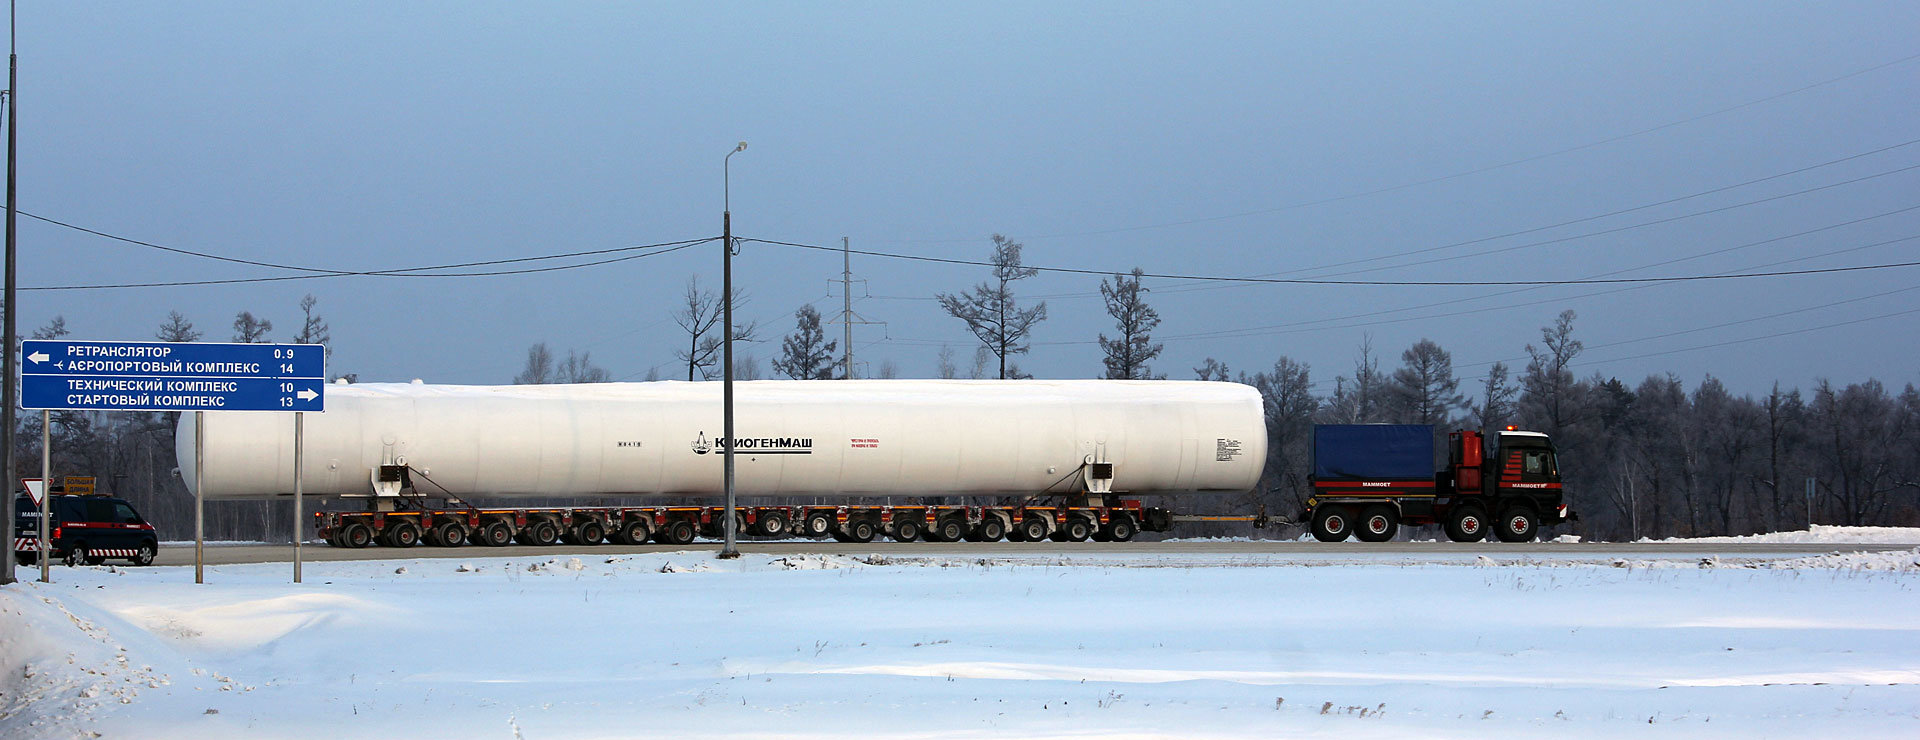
top-left (968, 346), bottom-right (992, 379)
top-left (671, 276), bottom-right (756, 381)
top-left (935, 345), bottom-right (959, 379)
top-left (30, 316), bottom-right (68, 340)
top-left (732, 352), bottom-right (763, 381)
top-left (1098, 268), bottom-right (1164, 380)
top-left (936, 234), bottom-right (1047, 379)
top-left (1470, 361), bottom-right (1518, 432)
top-left (1519, 309), bottom-right (1585, 439)
top-left (876, 359), bottom-right (899, 379)
top-left (557, 350), bottom-right (611, 383)
top-left (772, 304), bottom-right (838, 380)
top-left (231, 311), bottom-right (273, 343)
top-left (514, 342), bottom-right (555, 384)
top-left (157, 311), bottom-right (202, 342)
top-left (1194, 358), bottom-right (1231, 381)
top-left (293, 294), bottom-right (330, 348)
top-left (1387, 338), bottom-right (1463, 426)
top-left (1321, 337), bottom-right (1385, 423)
top-left (1244, 357), bottom-right (1317, 509)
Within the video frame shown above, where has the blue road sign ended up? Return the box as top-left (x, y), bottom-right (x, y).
top-left (21, 340), bottom-right (325, 412)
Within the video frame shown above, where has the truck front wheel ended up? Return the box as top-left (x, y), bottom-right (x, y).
top-left (1495, 507), bottom-right (1538, 543)
top-left (1355, 505), bottom-right (1398, 543)
top-left (1445, 506), bottom-right (1487, 542)
top-left (1310, 506), bottom-right (1352, 543)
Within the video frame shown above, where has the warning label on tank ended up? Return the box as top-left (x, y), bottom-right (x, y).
top-left (850, 438), bottom-right (879, 449)
top-left (1216, 438), bottom-right (1244, 462)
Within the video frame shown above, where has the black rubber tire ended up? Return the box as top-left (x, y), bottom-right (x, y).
top-left (890, 518), bottom-right (921, 542)
top-left (659, 519), bottom-right (697, 546)
top-left (1055, 518), bottom-right (1092, 542)
top-left (132, 541), bottom-right (157, 567)
top-left (845, 519), bottom-right (877, 543)
top-left (1310, 506), bottom-right (1352, 543)
top-left (1105, 515), bottom-right (1137, 543)
top-left (64, 544), bottom-right (86, 567)
top-left (574, 520), bottom-right (606, 546)
top-left (1355, 505), bottom-right (1398, 543)
top-left (474, 521), bottom-right (512, 547)
top-left (976, 517), bottom-right (1006, 542)
top-left (387, 523), bottom-right (422, 548)
top-left (431, 523), bottom-right (466, 547)
top-left (341, 522), bottom-right (374, 549)
top-left (1495, 507), bottom-right (1538, 543)
top-left (325, 530), bottom-right (342, 548)
top-left (1444, 506), bottom-right (1487, 542)
top-left (802, 511), bottom-right (835, 539)
top-left (933, 517), bottom-right (968, 543)
top-left (614, 520), bottom-right (651, 546)
top-left (1019, 517), bottom-right (1049, 542)
top-left (757, 511), bottom-right (789, 537)
top-left (523, 520), bottom-right (559, 546)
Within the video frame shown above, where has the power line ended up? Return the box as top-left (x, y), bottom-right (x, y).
top-left (743, 236), bottom-right (1920, 287)
top-left (22, 238), bottom-right (719, 291)
top-left (883, 51), bottom-right (1920, 244)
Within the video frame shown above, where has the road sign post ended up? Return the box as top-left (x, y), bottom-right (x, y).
top-left (20, 340), bottom-right (323, 584)
top-left (40, 409), bottom-right (48, 582)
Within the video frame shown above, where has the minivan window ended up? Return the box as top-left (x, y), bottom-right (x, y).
top-left (86, 499), bottom-right (116, 523)
top-left (113, 503), bottom-right (139, 523)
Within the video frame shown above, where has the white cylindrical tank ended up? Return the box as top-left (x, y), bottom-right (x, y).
top-left (176, 379), bottom-right (1266, 500)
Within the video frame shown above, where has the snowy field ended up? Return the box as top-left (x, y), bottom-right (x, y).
top-left (4, 547), bottom-right (1919, 739)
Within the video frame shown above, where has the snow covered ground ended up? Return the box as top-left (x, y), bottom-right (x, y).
top-left (4, 548), bottom-right (1919, 739)
top-left (1640, 524), bottom-right (1920, 545)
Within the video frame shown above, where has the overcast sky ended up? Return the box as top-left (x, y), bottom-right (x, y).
top-left (14, 2), bottom-right (1918, 396)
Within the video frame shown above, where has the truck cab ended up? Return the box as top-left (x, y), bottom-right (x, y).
top-left (13, 493), bottom-right (159, 566)
top-left (1443, 427), bottom-right (1573, 542)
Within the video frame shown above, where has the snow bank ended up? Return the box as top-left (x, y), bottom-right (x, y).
top-left (1641, 524), bottom-right (1920, 545)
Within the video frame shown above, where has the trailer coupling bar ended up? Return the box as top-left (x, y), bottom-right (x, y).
top-left (1168, 513), bottom-right (1270, 528)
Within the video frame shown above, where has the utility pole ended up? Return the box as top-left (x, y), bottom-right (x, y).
top-left (1, 1), bottom-right (19, 586)
top-left (841, 237), bottom-right (852, 377)
top-left (826, 237), bottom-right (882, 379)
top-left (719, 142), bottom-right (745, 560)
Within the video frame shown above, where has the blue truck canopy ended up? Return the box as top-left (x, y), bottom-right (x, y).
top-left (1312, 424), bottom-right (1435, 481)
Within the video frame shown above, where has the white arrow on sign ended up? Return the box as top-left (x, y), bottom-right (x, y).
top-left (27, 351), bottom-right (48, 364)
top-left (297, 389), bottom-right (319, 402)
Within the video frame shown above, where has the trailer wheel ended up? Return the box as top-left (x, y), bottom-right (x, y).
top-left (1104, 516), bottom-right (1137, 543)
top-left (1309, 506), bottom-right (1351, 543)
top-left (612, 519), bottom-right (650, 545)
top-left (1018, 517), bottom-right (1050, 542)
top-left (474, 521), bottom-right (513, 547)
top-left (387, 522), bottom-right (422, 548)
top-left (890, 518), bottom-right (921, 542)
top-left (431, 523), bottom-right (467, 547)
top-left (1053, 517), bottom-right (1093, 542)
top-left (756, 511), bottom-right (790, 537)
top-left (1444, 506), bottom-right (1487, 542)
top-left (341, 522), bottom-right (375, 548)
top-left (657, 519), bottom-right (697, 546)
top-left (976, 517), bottom-right (1006, 542)
top-left (573, 520), bottom-right (606, 546)
top-left (802, 511), bottom-right (835, 539)
top-left (932, 516), bottom-right (968, 543)
top-left (1355, 505), bottom-right (1398, 543)
top-left (844, 519), bottom-right (877, 543)
top-left (1495, 507), bottom-right (1537, 543)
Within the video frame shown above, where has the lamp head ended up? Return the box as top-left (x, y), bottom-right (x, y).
top-left (734, 141), bottom-right (748, 153)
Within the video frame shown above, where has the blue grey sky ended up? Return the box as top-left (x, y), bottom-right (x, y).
top-left (16, 2), bottom-right (1919, 395)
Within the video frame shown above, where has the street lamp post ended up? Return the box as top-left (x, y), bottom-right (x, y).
top-left (719, 141), bottom-right (746, 560)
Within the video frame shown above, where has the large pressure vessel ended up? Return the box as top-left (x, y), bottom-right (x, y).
top-left (176, 379), bottom-right (1267, 500)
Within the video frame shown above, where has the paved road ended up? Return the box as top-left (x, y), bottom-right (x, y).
top-left (156, 539), bottom-right (1920, 566)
